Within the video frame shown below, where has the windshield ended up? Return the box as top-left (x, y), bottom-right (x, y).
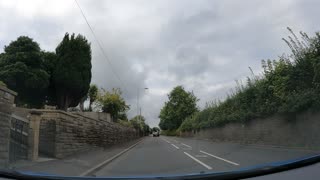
top-left (0, 0), bottom-right (319, 179)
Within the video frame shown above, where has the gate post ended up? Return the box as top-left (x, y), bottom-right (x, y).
top-left (28, 110), bottom-right (42, 161)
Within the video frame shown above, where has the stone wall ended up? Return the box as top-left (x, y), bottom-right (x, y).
top-left (180, 111), bottom-right (320, 150)
top-left (39, 118), bottom-right (56, 156)
top-left (0, 86), bottom-right (16, 104)
top-left (38, 110), bottom-right (138, 158)
top-left (73, 112), bottom-right (112, 122)
top-left (0, 85), bottom-right (17, 167)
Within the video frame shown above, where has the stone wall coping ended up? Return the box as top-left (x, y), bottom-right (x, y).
top-left (34, 109), bottom-right (79, 118)
top-left (15, 108), bottom-right (135, 130)
top-left (0, 85), bottom-right (17, 96)
top-left (72, 112), bottom-right (109, 124)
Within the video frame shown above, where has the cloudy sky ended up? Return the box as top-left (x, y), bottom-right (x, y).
top-left (0, 0), bottom-right (319, 127)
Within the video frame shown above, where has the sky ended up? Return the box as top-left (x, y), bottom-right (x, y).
top-left (0, 0), bottom-right (319, 127)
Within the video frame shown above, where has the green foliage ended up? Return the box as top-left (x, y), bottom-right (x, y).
top-left (97, 88), bottom-right (129, 121)
top-left (0, 36), bottom-right (49, 107)
top-left (179, 29), bottom-right (320, 132)
top-left (88, 84), bottom-right (98, 111)
top-left (130, 115), bottom-right (150, 136)
top-left (159, 86), bottom-right (199, 130)
top-left (53, 33), bottom-right (92, 110)
top-left (152, 127), bottom-right (160, 132)
top-left (0, 81), bottom-right (6, 87)
top-left (118, 119), bottom-right (133, 128)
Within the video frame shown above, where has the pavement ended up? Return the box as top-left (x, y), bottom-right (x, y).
top-left (14, 136), bottom-right (318, 178)
top-left (15, 138), bottom-right (142, 176)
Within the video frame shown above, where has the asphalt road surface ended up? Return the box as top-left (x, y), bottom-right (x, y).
top-left (94, 136), bottom-right (317, 177)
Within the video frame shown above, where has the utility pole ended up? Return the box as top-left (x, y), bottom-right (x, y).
top-left (137, 87), bottom-right (148, 122)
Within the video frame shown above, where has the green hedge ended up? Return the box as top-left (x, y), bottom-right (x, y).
top-left (179, 31), bottom-right (320, 132)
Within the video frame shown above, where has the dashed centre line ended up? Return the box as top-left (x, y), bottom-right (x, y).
top-left (171, 144), bottom-right (180, 149)
top-left (181, 143), bottom-right (192, 148)
top-left (161, 138), bottom-right (171, 143)
top-left (200, 150), bottom-right (239, 166)
top-left (184, 152), bottom-right (212, 170)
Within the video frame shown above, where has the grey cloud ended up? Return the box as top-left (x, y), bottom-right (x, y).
top-left (1, 0), bottom-right (319, 127)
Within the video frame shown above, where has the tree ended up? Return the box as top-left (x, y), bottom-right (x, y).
top-left (0, 36), bottom-right (50, 107)
top-left (130, 115), bottom-right (150, 136)
top-left (41, 51), bottom-right (58, 105)
top-left (118, 112), bottom-right (128, 121)
top-left (53, 33), bottom-right (92, 110)
top-left (159, 86), bottom-right (198, 130)
top-left (97, 88), bottom-right (129, 121)
top-left (88, 84), bottom-right (98, 111)
top-left (152, 127), bottom-right (160, 132)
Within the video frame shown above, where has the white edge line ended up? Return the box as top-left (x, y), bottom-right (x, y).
top-left (80, 139), bottom-right (144, 176)
top-left (171, 144), bottom-right (180, 149)
top-left (184, 152), bottom-right (212, 170)
top-left (181, 143), bottom-right (192, 148)
top-left (200, 150), bottom-right (239, 166)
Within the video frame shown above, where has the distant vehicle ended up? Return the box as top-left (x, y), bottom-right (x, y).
top-left (153, 131), bottom-right (160, 137)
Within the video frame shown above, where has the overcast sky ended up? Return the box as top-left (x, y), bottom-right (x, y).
top-left (0, 0), bottom-right (319, 127)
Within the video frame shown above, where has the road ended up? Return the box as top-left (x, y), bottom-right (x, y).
top-left (93, 136), bottom-right (317, 177)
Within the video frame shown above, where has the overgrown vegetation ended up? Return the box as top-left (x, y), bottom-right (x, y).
top-left (179, 28), bottom-right (320, 132)
top-left (129, 115), bottom-right (150, 136)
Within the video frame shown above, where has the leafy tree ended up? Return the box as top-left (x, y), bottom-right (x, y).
top-left (130, 115), bottom-right (150, 136)
top-left (0, 36), bottom-right (49, 107)
top-left (118, 112), bottom-right (128, 121)
top-left (159, 86), bottom-right (199, 130)
top-left (88, 84), bottom-right (98, 111)
top-left (97, 88), bottom-right (129, 121)
top-left (53, 33), bottom-right (92, 110)
top-left (152, 127), bottom-right (160, 132)
top-left (41, 51), bottom-right (58, 105)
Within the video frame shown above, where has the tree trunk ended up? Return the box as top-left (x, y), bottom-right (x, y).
top-left (89, 101), bottom-right (92, 112)
top-left (58, 95), bottom-right (70, 111)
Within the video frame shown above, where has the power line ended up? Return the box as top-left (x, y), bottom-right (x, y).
top-left (74, 0), bottom-right (129, 94)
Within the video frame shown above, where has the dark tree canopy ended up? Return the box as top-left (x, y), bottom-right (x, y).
top-left (159, 86), bottom-right (199, 130)
top-left (41, 51), bottom-right (58, 105)
top-left (0, 36), bottom-right (49, 107)
top-left (53, 33), bottom-right (92, 110)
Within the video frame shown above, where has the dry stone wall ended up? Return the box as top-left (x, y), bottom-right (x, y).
top-left (0, 86), bottom-right (17, 167)
top-left (39, 110), bottom-right (138, 158)
top-left (180, 111), bottom-right (320, 150)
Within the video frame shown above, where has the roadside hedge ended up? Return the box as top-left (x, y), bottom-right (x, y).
top-left (179, 29), bottom-right (320, 132)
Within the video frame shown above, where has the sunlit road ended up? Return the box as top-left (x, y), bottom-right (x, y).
top-left (93, 136), bottom-right (317, 177)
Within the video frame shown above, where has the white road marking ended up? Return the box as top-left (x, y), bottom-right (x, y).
top-left (184, 152), bottom-right (212, 170)
top-left (200, 150), bottom-right (239, 166)
top-left (171, 144), bottom-right (180, 149)
top-left (195, 155), bottom-right (208, 158)
top-left (170, 139), bottom-right (179, 143)
top-left (181, 143), bottom-right (192, 148)
top-left (162, 138), bottom-right (171, 143)
top-left (80, 139), bottom-right (144, 176)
